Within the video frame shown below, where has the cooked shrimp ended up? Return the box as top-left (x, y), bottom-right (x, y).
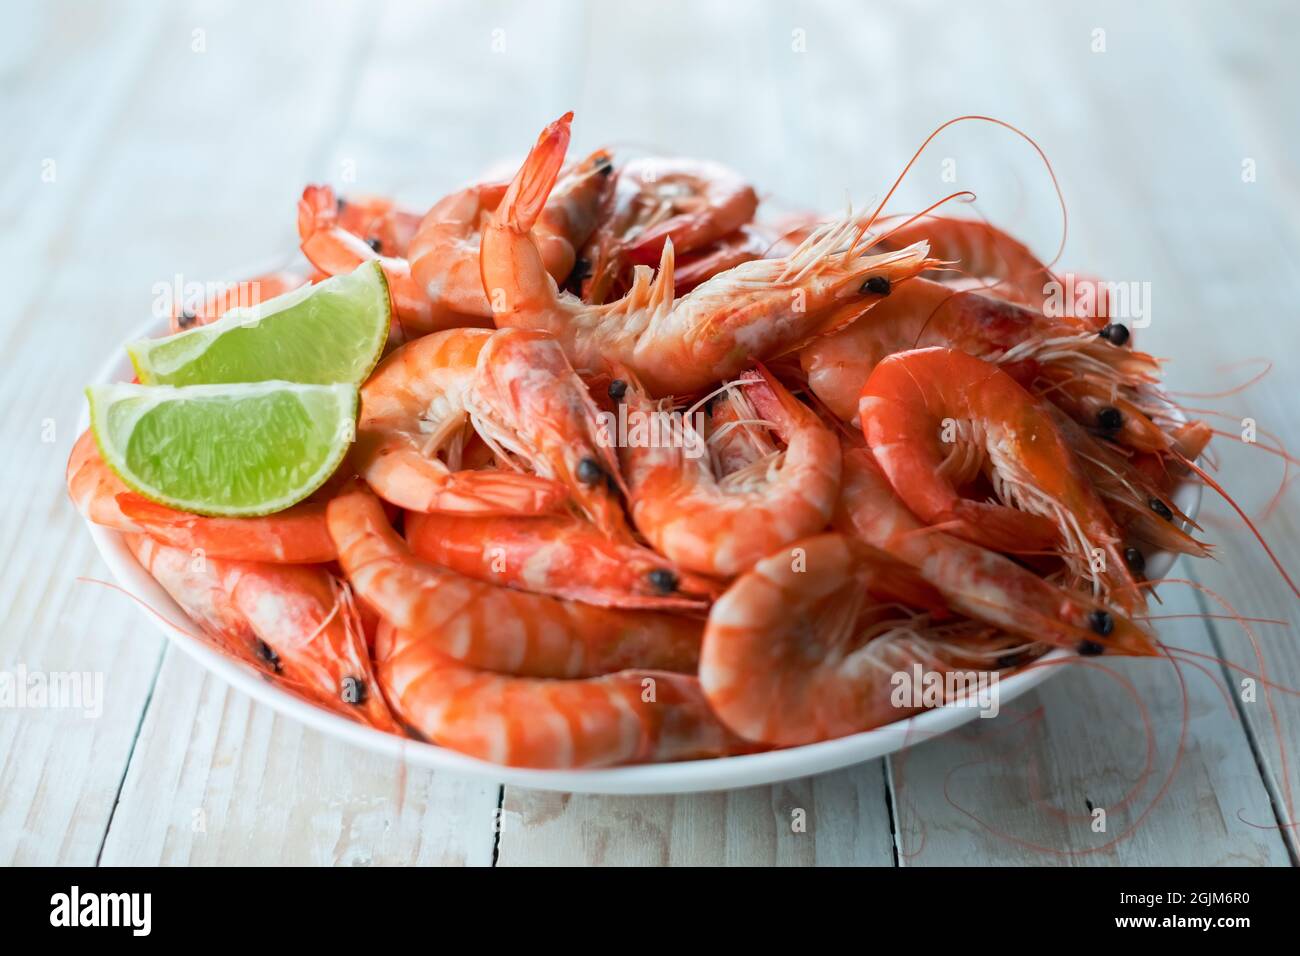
top-left (299, 183), bottom-right (448, 338)
top-left (126, 533), bottom-right (398, 731)
top-left (700, 533), bottom-right (1023, 746)
top-left (67, 430), bottom-right (336, 563)
top-left (1042, 405), bottom-right (1210, 560)
top-left (117, 494), bottom-right (337, 563)
top-left (833, 443), bottom-right (1158, 655)
top-left (327, 483), bottom-right (703, 677)
top-left (674, 226), bottom-right (769, 294)
top-left (353, 328), bottom-right (567, 515)
top-left (335, 191), bottom-right (423, 258)
top-left (802, 277), bottom-right (1041, 421)
top-left (67, 429), bottom-right (142, 533)
top-left (859, 347), bottom-right (1146, 611)
top-left (405, 511), bottom-right (720, 611)
top-left (703, 373), bottom-right (780, 476)
top-left (376, 622), bottom-right (745, 768)
top-left (800, 277), bottom-right (1170, 456)
top-left (169, 269), bottom-right (312, 333)
top-left (481, 113), bottom-right (933, 396)
top-left (579, 156), bottom-right (758, 301)
top-left (471, 327), bottom-right (630, 538)
top-left (407, 150), bottom-right (612, 318)
top-left (302, 153), bottom-right (610, 336)
top-left (874, 213), bottom-right (1053, 308)
top-left (618, 365), bottom-right (840, 577)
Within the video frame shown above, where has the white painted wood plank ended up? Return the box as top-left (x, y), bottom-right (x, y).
top-left (0, 0), bottom-right (173, 866)
top-left (98, 652), bottom-right (498, 865)
top-left (891, 587), bottom-right (1290, 865)
top-left (497, 763), bottom-right (895, 866)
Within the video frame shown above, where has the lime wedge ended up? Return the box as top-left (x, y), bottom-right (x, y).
top-left (88, 381), bottom-right (357, 516)
top-left (128, 261), bottom-right (389, 386)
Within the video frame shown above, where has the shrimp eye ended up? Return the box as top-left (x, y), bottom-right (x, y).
top-left (595, 156), bottom-right (614, 176)
top-left (607, 379), bottom-right (628, 401)
top-left (648, 569), bottom-right (679, 593)
top-left (1088, 610), bottom-right (1114, 636)
top-left (572, 258), bottom-right (592, 281)
top-left (1099, 323), bottom-right (1130, 346)
top-left (255, 639), bottom-right (282, 673)
top-left (367, 237), bottom-right (383, 254)
top-left (576, 457), bottom-right (606, 485)
top-left (1123, 546), bottom-right (1146, 575)
top-left (178, 310), bottom-right (198, 329)
top-left (336, 196), bottom-right (348, 213)
top-left (861, 276), bottom-right (892, 296)
top-left (1077, 640), bottom-right (1105, 656)
top-left (1097, 406), bottom-right (1123, 430)
top-left (996, 652), bottom-right (1028, 670)
top-left (1149, 497), bottom-right (1174, 521)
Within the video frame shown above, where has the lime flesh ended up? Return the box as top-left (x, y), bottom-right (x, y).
top-left (128, 261), bottom-right (389, 386)
top-left (88, 381), bottom-right (357, 517)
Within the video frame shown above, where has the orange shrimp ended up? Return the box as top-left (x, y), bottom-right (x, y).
top-left (301, 155), bottom-right (611, 337)
top-left (334, 191), bottom-right (423, 258)
top-left (407, 150), bottom-right (612, 319)
top-left (874, 213), bottom-right (1054, 309)
top-left (298, 184), bottom-right (452, 338)
top-left (618, 366), bottom-right (841, 578)
top-left (480, 113), bottom-right (934, 396)
top-left (471, 327), bottom-right (630, 538)
top-left (703, 371), bottom-right (781, 476)
top-left (353, 328), bottom-right (567, 516)
top-left (802, 277), bottom-right (1043, 421)
top-left (375, 622), bottom-right (745, 768)
top-left (579, 156), bottom-right (758, 301)
top-left (673, 226), bottom-right (769, 294)
top-left (328, 483), bottom-right (703, 678)
top-left (405, 511), bottom-right (720, 611)
top-left (833, 443), bottom-right (1158, 656)
top-left (126, 533), bottom-right (398, 731)
top-left (67, 430), bottom-right (336, 563)
top-left (800, 277), bottom-right (1171, 456)
top-left (1041, 405), bottom-right (1209, 560)
top-left (67, 429), bottom-right (142, 532)
top-left (169, 269), bottom-right (313, 333)
top-left (116, 494), bottom-right (337, 563)
top-left (700, 533), bottom-right (1024, 746)
top-left (859, 347), bottom-right (1145, 612)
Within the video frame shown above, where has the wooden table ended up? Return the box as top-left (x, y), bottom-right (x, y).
top-left (3, 0), bottom-right (1297, 866)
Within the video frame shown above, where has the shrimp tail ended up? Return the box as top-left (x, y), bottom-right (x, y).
top-left (497, 111), bottom-right (573, 236)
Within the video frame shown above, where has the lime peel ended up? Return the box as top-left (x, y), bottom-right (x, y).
top-left (127, 260), bottom-right (389, 386)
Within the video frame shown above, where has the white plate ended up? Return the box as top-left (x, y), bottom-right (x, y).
top-left (81, 313), bottom-right (1201, 794)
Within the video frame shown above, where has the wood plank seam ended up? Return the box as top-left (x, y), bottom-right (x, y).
top-left (93, 640), bottom-right (167, 865)
top-left (1190, 567), bottom-right (1300, 865)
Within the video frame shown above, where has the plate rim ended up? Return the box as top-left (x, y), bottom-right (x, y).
top-left (79, 309), bottom-right (1200, 795)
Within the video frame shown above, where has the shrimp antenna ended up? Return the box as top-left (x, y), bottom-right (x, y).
top-left (1175, 452), bottom-right (1300, 600)
top-left (851, 115), bottom-right (1069, 275)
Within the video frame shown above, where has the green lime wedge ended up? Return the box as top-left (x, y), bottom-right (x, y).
top-left (88, 381), bottom-right (357, 516)
top-left (128, 260), bottom-right (389, 386)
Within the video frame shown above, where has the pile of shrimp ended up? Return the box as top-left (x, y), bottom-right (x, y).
top-left (71, 112), bottom-right (1268, 769)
